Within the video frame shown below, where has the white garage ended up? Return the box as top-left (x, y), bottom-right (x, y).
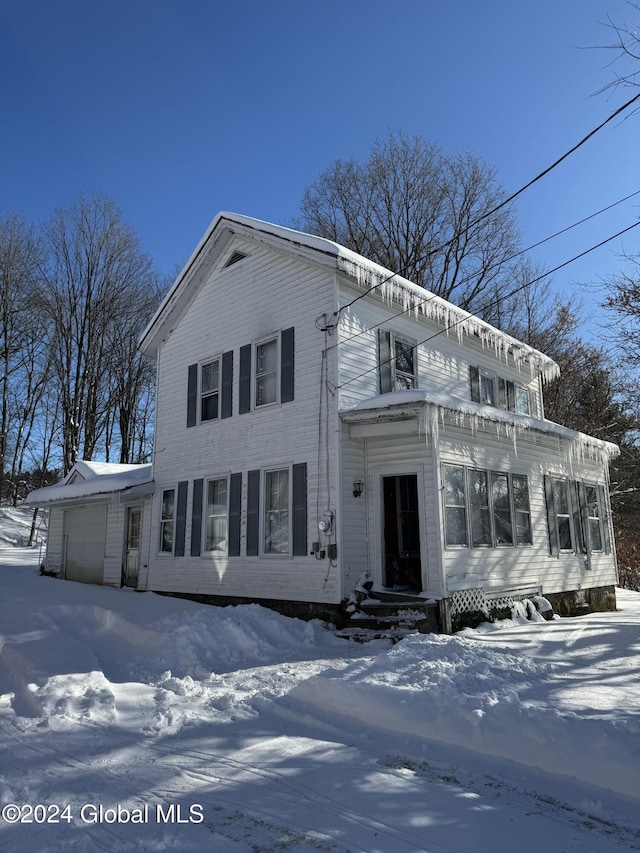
top-left (63, 504), bottom-right (108, 584)
top-left (27, 461), bottom-right (154, 589)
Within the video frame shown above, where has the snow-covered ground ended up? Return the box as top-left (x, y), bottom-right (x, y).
top-left (1, 509), bottom-right (639, 851)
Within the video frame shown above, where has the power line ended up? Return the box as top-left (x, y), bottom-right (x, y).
top-left (326, 187), bottom-right (640, 353)
top-left (335, 90), bottom-right (640, 317)
top-left (335, 219), bottom-right (640, 391)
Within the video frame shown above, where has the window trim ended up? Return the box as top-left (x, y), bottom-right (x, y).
top-left (262, 466), bottom-right (291, 555)
top-left (379, 329), bottom-right (418, 393)
top-left (514, 385), bottom-right (531, 415)
top-left (584, 483), bottom-right (604, 554)
top-left (392, 333), bottom-right (417, 391)
top-left (545, 475), bottom-right (576, 555)
top-left (159, 487), bottom-right (176, 555)
top-left (202, 475), bottom-right (230, 556)
top-left (442, 464), bottom-right (532, 550)
top-left (200, 356), bottom-right (221, 423)
top-left (254, 335), bottom-right (280, 408)
top-left (470, 365), bottom-right (532, 415)
top-left (479, 370), bottom-right (497, 407)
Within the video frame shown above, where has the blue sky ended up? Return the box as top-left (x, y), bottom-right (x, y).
top-left (2, 0), bottom-right (639, 333)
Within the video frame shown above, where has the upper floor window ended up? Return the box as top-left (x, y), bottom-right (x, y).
top-left (239, 328), bottom-right (295, 414)
top-left (480, 371), bottom-right (497, 406)
top-left (515, 386), bottom-right (531, 415)
top-left (201, 358), bottom-right (220, 421)
top-left (393, 336), bottom-right (417, 390)
top-left (470, 366), bottom-right (531, 416)
top-left (379, 329), bottom-right (417, 393)
top-left (187, 352), bottom-right (233, 427)
top-left (255, 337), bottom-right (278, 407)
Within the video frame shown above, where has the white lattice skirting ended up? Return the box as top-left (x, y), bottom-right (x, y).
top-left (451, 586), bottom-right (541, 615)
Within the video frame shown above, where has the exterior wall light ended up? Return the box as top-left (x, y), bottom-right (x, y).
top-left (353, 479), bottom-right (364, 498)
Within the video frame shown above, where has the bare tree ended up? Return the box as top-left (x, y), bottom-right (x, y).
top-left (39, 194), bottom-right (158, 473)
top-left (297, 131), bottom-right (520, 313)
top-left (0, 215), bottom-right (48, 497)
top-left (597, 4), bottom-right (640, 94)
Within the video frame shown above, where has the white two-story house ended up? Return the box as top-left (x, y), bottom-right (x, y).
top-left (28, 212), bottom-right (619, 629)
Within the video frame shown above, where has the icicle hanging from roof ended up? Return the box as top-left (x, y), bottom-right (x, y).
top-left (337, 254), bottom-right (560, 383)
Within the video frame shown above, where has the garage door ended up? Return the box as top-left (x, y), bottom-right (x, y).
top-left (64, 505), bottom-right (107, 584)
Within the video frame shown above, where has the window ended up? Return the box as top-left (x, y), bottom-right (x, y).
top-left (515, 386), bottom-right (530, 415)
top-left (255, 338), bottom-right (278, 407)
top-left (160, 488), bottom-right (175, 553)
top-left (585, 484), bottom-right (603, 552)
top-left (187, 351), bottom-right (233, 427)
top-left (201, 359), bottom-right (220, 422)
top-left (239, 328), bottom-right (295, 414)
top-left (545, 477), bottom-right (611, 558)
top-left (264, 468), bottom-right (290, 554)
top-left (245, 464), bottom-right (307, 557)
top-left (480, 371), bottom-right (497, 406)
top-left (512, 474), bottom-right (533, 545)
top-left (469, 469), bottom-right (491, 546)
top-left (393, 336), bottom-right (416, 390)
top-left (470, 366), bottom-right (532, 415)
top-left (378, 329), bottom-right (417, 393)
top-left (444, 465), bottom-right (468, 547)
top-left (491, 472), bottom-right (513, 545)
top-left (205, 477), bottom-right (228, 554)
top-left (443, 465), bottom-right (532, 549)
top-left (551, 478), bottom-right (573, 551)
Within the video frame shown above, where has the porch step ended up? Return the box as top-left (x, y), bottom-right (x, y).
top-left (338, 588), bottom-right (440, 640)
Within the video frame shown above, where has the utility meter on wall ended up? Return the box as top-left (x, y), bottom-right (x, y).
top-left (318, 511), bottom-right (334, 535)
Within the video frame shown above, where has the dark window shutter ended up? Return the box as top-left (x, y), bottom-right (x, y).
top-left (292, 462), bottom-right (307, 556)
top-left (281, 327), bottom-right (295, 403)
top-left (229, 472), bottom-right (242, 556)
top-left (239, 344), bottom-right (252, 414)
top-left (506, 381), bottom-right (516, 412)
top-left (379, 329), bottom-right (392, 393)
top-left (544, 475), bottom-right (559, 556)
top-left (187, 364), bottom-right (198, 427)
top-left (190, 479), bottom-right (203, 556)
top-left (573, 480), bottom-right (586, 554)
top-left (175, 480), bottom-right (188, 557)
top-left (469, 366), bottom-right (480, 403)
top-left (599, 484), bottom-right (612, 554)
top-left (246, 469), bottom-right (260, 555)
top-left (221, 350), bottom-right (233, 419)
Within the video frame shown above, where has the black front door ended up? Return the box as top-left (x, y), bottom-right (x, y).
top-left (383, 475), bottom-right (422, 591)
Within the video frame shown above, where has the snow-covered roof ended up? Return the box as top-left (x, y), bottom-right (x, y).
top-left (138, 212), bottom-right (559, 379)
top-left (341, 390), bottom-right (620, 463)
top-left (26, 462), bottom-right (154, 506)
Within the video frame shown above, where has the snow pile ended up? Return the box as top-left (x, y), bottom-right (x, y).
top-left (290, 627), bottom-right (640, 799)
top-left (0, 506), bottom-right (45, 547)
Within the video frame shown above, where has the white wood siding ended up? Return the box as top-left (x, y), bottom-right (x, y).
top-left (45, 507), bottom-right (64, 575)
top-left (437, 424), bottom-right (617, 596)
top-left (340, 426), bottom-right (368, 591)
top-left (363, 432), bottom-right (441, 593)
top-left (337, 281), bottom-right (543, 417)
top-left (149, 238), bottom-right (342, 604)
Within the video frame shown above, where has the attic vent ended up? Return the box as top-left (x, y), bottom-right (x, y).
top-left (224, 250), bottom-right (248, 268)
